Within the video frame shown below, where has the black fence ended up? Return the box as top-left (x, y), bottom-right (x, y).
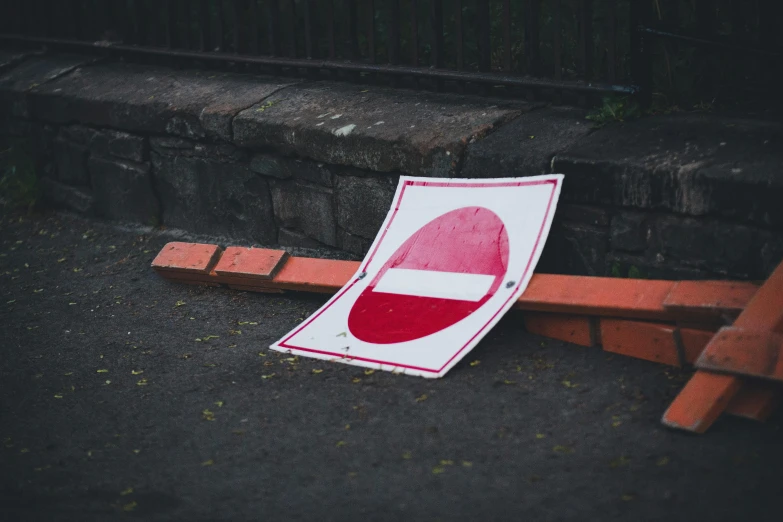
top-left (1, 1), bottom-right (781, 106)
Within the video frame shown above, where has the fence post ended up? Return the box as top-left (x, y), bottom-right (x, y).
top-left (630, 0), bottom-right (653, 108)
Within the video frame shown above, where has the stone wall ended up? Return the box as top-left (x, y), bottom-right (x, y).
top-left (2, 50), bottom-right (782, 280)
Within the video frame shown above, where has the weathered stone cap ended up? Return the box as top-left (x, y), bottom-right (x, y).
top-left (233, 81), bottom-right (523, 176)
top-left (26, 60), bottom-right (297, 141)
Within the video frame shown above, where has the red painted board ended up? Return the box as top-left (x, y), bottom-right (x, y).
top-left (151, 242), bottom-right (222, 274)
top-left (696, 327), bottom-right (783, 382)
top-left (600, 319), bottom-right (681, 367)
top-left (213, 247), bottom-right (289, 280)
top-left (661, 371), bottom-right (742, 433)
top-left (523, 312), bottom-right (594, 347)
top-left (663, 280), bottom-right (758, 320)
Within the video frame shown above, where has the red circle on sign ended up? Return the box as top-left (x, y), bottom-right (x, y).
top-left (348, 206), bottom-right (509, 344)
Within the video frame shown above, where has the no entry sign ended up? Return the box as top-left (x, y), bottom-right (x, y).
top-left (271, 175), bottom-right (563, 378)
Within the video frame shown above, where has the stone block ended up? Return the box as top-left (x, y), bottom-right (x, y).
top-left (461, 106), bottom-right (591, 178)
top-left (234, 82), bottom-right (522, 176)
top-left (0, 54), bottom-right (92, 118)
top-left (28, 63), bottom-right (296, 140)
top-left (39, 177), bottom-right (94, 215)
top-left (552, 113), bottom-right (783, 227)
top-left (251, 154), bottom-right (333, 186)
top-left (335, 173), bottom-right (397, 240)
top-left (653, 216), bottom-right (758, 277)
top-left (53, 138), bottom-right (89, 186)
top-left (151, 154), bottom-right (276, 244)
top-left (557, 204), bottom-right (610, 227)
top-left (338, 229), bottom-right (373, 257)
top-left (610, 212), bottom-right (648, 253)
top-left (278, 228), bottom-right (328, 249)
top-left (538, 222), bottom-right (608, 276)
top-left (88, 156), bottom-right (160, 223)
top-left (270, 180), bottom-right (336, 246)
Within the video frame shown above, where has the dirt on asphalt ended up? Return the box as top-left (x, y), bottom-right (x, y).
top-left (1, 210), bottom-right (781, 522)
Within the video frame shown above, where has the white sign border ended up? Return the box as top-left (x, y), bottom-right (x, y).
top-left (271, 174), bottom-right (564, 378)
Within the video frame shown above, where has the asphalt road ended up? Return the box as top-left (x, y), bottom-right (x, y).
top-left (1, 210), bottom-right (781, 522)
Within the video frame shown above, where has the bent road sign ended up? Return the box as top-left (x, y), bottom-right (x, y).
top-left (271, 175), bottom-right (563, 378)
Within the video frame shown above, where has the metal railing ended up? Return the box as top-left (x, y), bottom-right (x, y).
top-left (0, 1), bottom-right (780, 106)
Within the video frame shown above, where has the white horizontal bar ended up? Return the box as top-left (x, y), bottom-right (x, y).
top-left (372, 268), bottom-right (496, 302)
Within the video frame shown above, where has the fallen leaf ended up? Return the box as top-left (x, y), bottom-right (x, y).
top-left (120, 487), bottom-right (134, 496)
top-left (610, 456), bottom-right (630, 468)
top-left (20, 448), bottom-right (29, 454)
top-left (470, 360), bottom-right (480, 367)
top-left (535, 433), bottom-right (546, 439)
top-left (202, 409), bottom-right (215, 421)
top-left (402, 451), bottom-right (412, 459)
top-left (175, 300), bottom-right (186, 307)
top-left (312, 369), bottom-right (323, 374)
top-left (657, 456), bottom-right (670, 466)
top-left (553, 445), bottom-right (574, 454)
top-left (262, 374), bottom-right (276, 379)
top-left (97, 369), bottom-right (109, 373)
top-left (440, 460), bottom-right (454, 466)
top-left (136, 378), bottom-right (148, 386)
top-left (432, 466), bottom-right (445, 475)
top-left (336, 440), bottom-right (346, 447)
top-left (214, 401), bottom-right (224, 408)
top-left (415, 394), bottom-right (428, 402)
top-left (258, 352), bottom-right (267, 357)
top-left (53, 394), bottom-right (63, 399)
top-left (621, 494), bottom-right (635, 501)
top-left (131, 370), bottom-right (143, 375)
top-left (562, 380), bottom-right (579, 388)
top-left (201, 459), bottom-right (214, 466)
top-left (364, 369), bottom-right (375, 375)
top-left (462, 461), bottom-right (473, 467)
top-left (351, 377), bottom-right (361, 383)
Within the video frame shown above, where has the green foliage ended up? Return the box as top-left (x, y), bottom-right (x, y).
top-left (610, 261), bottom-right (646, 279)
top-left (0, 140), bottom-right (39, 213)
top-left (586, 96), bottom-right (641, 127)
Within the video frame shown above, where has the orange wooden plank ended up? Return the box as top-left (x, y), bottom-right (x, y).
top-left (600, 319), bottom-right (681, 367)
top-left (272, 257), bottom-right (361, 293)
top-left (661, 371), bottom-right (742, 433)
top-left (227, 284), bottom-right (285, 294)
top-left (522, 313), bottom-right (594, 347)
top-left (679, 327), bottom-right (715, 364)
top-left (151, 242), bottom-right (222, 274)
top-left (696, 327), bottom-right (783, 382)
top-left (663, 280), bottom-right (757, 321)
top-left (515, 275), bottom-right (678, 322)
top-left (732, 262), bottom-right (783, 333)
top-left (725, 382), bottom-right (781, 421)
top-left (213, 247), bottom-right (289, 280)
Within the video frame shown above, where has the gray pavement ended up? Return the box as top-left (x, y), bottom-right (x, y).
top-left (1, 210), bottom-right (781, 522)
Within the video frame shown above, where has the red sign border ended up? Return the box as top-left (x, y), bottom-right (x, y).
top-left (278, 178), bottom-right (560, 374)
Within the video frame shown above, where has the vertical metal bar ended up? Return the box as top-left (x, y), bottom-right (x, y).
top-left (525, 0), bottom-right (541, 75)
top-left (268, 0), bottom-right (281, 56)
top-left (430, 0), bottom-right (442, 67)
top-left (249, 0), bottom-right (259, 54)
top-left (198, 0), bottom-right (209, 51)
top-left (696, 0), bottom-right (716, 35)
top-left (215, 0), bottom-right (225, 52)
top-left (503, 0), bottom-right (511, 71)
top-left (388, 0), bottom-right (400, 64)
top-left (477, 0), bottom-right (491, 72)
top-left (287, 0), bottom-right (297, 58)
top-left (455, 0), bottom-right (463, 70)
top-left (578, 0), bottom-right (593, 80)
top-left (606, 0), bottom-right (617, 83)
top-left (366, 0), bottom-right (375, 62)
top-left (164, 0), bottom-right (173, 47)
top-left (179, 0), bottom-right (191, 50)
top-left (327, 0), bottom-right (336, 59)
top-left (231, 0), bottom-right (240, 53)
top-left (410, 0), bottom-right (419, 66)
top-left (135, 0), bottom-right (146, 45)
top-left (630, 0), bottom-right (652, 107)
top-left (348, 0), bottom-right (359, 59)
top-left (303, 0), bottom-right (314, 59)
